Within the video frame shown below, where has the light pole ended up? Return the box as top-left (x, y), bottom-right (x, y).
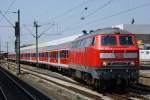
top-left (34, 21), bottom-right (41, 68)
top-left (6, 41), bottom-right (9, 69)
top-left (33, 21), bottom-right (57, 68)
top-left (0, 37), bottom-right (1, 64)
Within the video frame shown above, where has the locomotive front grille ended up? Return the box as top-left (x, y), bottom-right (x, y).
top-left (100, 53), bottom-right (138, 58)
top-left (103, 61), bottom-right (135, 66)
top-left (111, 62), bottom-right (127, 66)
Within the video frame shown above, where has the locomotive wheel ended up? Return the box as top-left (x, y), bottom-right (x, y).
top-left (118, 78), bottom-right (127, 90)
top-left (92, 79), bottom-right (98, 90)
top-left (92, 79), bottom-right (105, 91)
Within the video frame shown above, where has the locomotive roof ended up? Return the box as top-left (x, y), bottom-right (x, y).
top-left (76, 28), bottom-right (132, 40)
top-left (92, 27), bottom-right (131, 34)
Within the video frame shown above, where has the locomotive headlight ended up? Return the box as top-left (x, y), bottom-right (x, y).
top-left (130, 61), bottom-right (135, 66)
top-left (102, 62), bottom-right (107, 66)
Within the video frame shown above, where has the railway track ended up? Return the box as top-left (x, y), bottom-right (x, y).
top-left (1, 61), bottom-right (150, 100)
top-left (0, 86), bottom-right (7, 100)
top-left (0, 66), bottom-right (51, 100)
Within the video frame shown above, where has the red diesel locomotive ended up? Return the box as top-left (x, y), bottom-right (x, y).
top-left (8, 28), bottom-right (139, 90)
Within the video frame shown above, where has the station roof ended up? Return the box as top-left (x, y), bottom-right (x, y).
top-left (113, 24), bottom-right (150, 34)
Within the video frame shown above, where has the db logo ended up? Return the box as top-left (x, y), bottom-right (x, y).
top-left (115, 53), bottom-right (123, 58)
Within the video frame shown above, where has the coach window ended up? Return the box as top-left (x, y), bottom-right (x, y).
top-left (56, 52), bottom-right (58, 58)
top-left (53, 52), bottom-right (55, 58)
top-left (66, 51), bottom-right (69, 58)
top-left (44, 53), bottom-right (46, 57)
top-left (28, 53), bottom-right (30, 58)
top-left (46, 52), bottom-right (48, 57)
top-left (34, 53), bottom-right (36, 57)
top-left (42, 53), bottom-right (44, 57)
top-left (60, 51), bottom-right (62, 58)
top-left (60, 51), bottom-right (64, 58)
top-left (50, 52), bottom-right (52, 58)
top-left (52, 52), bottom-right (54, 58)
top-left (50, 53), bottom-right (52, 58)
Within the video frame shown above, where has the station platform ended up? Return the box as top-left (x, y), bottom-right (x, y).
top-left (139, 65), bottom-right (150, 86)
top-left (140, 65), bottom-right (150, 77)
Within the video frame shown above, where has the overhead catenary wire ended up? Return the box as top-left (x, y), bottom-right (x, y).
top-left (0, 25), bottom-right (13, 28)
top-left (0, 10), bottom-right (14, 27)
top-left (22, 24), bottom-right (36, 37)
top-left (38, 23), bottom-right (55, 36)
top-left (23, 22), bottom-right (57, 38)
top-left (56, 2), bottom-right (150, 35)
top-left (42, 0), bottom-right (96, 26)
top-left (44, 0), bottom-right (114, 35)
top-left (81, 0), bottom-right (115, 20)
top-left (85, 2), bottom-right (150, 26)
top-left (0, 0), bottom-right (16, 23)
top-left (22, 0), bottom-right (96, 37)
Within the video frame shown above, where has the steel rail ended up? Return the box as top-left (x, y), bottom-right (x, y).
top-left (0, 86), bottom-right (8, 100)
top-left (0, 67), bottom-right (37, 100)
top-left (3, 61), bottom-right (150, 99)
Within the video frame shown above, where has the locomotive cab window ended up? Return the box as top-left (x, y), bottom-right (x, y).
top-left (119, 36), bottom-right (133, 45)
top-left (101, 36), bottom-right (116, 45)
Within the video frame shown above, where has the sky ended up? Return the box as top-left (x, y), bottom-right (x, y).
top-left (0, 0), bottom-right (150, 52)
